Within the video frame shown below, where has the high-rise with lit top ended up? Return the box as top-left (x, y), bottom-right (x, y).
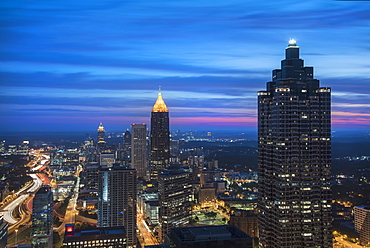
top-left (257, 40), bottom-right (332, 248)
top-left (97, 122), bottom-right (106, 151)
top-left (150, 91), bottom-right (170, 181)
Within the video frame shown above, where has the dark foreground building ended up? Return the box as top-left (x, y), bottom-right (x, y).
top-left (62, 224), bottom-right (126, 247)
top-left (98, 165), bottom-right (137, 247)
top-left (257, 40), bottom-right (332, 247)
top-left (31, 185), bottom-right (54, 248)
top-left (165, 225), bottom-right (253, 248)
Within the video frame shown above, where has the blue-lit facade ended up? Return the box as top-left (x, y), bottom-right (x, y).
top-left (31, 185), bottom-right (54, 248)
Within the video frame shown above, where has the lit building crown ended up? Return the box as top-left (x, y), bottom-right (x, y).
top-left (152, 93), bottom-right (168, 112)
top-left (98, 122), bottom-right (105, 132)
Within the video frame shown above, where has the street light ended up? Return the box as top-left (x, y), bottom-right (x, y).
top-left (15, 229), bottom-right (18, 242)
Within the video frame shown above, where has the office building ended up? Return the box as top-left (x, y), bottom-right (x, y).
top-left (100, 153), bottom-right (115, 167)
top-left (257, 40), bottom-right (332, 248)
top-left (165, 225), bottom-right (253, 248)
top-left (63, 224), bottom-right (127, 248)
top-left (354, 206), bottom-right (370, 246)
top-left (98, 165), bottom-right (137, 247)
top-left (229, 210), bottom-right (258, 238)
top-left (158, 166), bottom-right (192, 241)
top-left (123, 130), bottom-right (132, 162)
top-left (150, 92), bottom-right (170, 180)
top-left (31, 185), bottom-right (54, 248)
top-left (97, 123), bottom-right (106, 151)
top-left (131, 124), bottom-right (147, 178)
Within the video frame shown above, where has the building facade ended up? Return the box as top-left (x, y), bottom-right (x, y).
top-left (131, 124), bottom-right (147, 178)
top-left (257, 40), bottom-right (332, 247)
top-left (63, 224), bottom-right (127, 248)
top-left (354, 206), bottom-right (370, 246)
top-left (98, 165), bottom-right (137, 247)
top-left (158, 166), bottom-right (192, 241)
top-left (150, 92), bottom-right (170, 181)
top-left (123, 130), bottom-right (132, 163)
top-left (165, 225), bottom-right (253, 248)
top-left (31, 185), bottom-right (54, 248)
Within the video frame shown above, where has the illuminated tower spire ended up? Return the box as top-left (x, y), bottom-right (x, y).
top-left (152, 90), bottom-right (168, 112)
top-left (150, 89), bottom-right (170, 181)
top-left (97, 122), bottom-right (106, 151)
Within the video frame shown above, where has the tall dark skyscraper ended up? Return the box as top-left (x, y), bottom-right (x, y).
top-left (158, 166), bottom-right (192, 241)
top-left (257, 40), bottom-right (332, 248)
top-left (131, 124), bottom-right (147, 178)
top-left (150, 92), bottom-right (170, 180)
top-left (98, 165), bottom-right (137, 247)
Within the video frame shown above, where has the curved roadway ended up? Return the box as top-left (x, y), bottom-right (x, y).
top-left (1, 155), bottom-right (47, 225)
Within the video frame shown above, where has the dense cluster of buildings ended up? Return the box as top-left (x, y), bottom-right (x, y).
top-left (2, 41), bottom-right (370, 248)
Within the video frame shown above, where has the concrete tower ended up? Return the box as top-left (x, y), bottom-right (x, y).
top-left (257, 40), bottom-right (332, 248)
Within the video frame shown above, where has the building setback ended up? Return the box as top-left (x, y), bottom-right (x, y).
top-left (98, 165), bottom-right (137, 247)
top-left (257, 40), bottom-right (332, 248)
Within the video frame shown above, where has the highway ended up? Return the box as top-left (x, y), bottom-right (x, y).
top-left (0, 154), bottom-right (46, 226)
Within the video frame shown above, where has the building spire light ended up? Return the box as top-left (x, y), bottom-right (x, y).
top-left (288, 38), bottom-right (297, 46)
top-left (152, 90), bottom-right (168, 112)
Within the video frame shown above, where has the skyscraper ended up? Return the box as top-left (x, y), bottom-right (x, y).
top-left (354, 206), bottom-right (370, 246)
top-left (31, 185), bottom-right (54, 248)
top-left (158, 166), bottom-right (192, 241)
top-left (98, 165), bottom-right (137, 247)
top-left (97, 122), bottom-right (106, 151)
top-left (131, 124), bottom-right (147, 178)
top-left (123, 130), bottom-right (132, 162)
top-left (257, 40), bottom-right (332, 248)
top-left (150, 91), bottom-right (170, 180)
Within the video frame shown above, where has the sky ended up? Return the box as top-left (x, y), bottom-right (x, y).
top-left (1, 0), bottom-right (370, 134)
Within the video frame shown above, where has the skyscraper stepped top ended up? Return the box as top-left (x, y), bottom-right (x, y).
top-left (258, 40), bottom-right (332, 248)
top-left (152, 92), bottom-right (168, 112)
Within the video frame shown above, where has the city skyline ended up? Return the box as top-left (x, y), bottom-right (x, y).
top-left (1, 1), bottom-right (370, 133)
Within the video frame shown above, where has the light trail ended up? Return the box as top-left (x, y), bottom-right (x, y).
top-left (2, 195), bottom-right (28, 224)
top-left (2, 174), bottom-right (43, 225)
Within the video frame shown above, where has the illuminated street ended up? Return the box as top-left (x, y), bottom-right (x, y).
top-left (137, 213), bottom-right (158, 247)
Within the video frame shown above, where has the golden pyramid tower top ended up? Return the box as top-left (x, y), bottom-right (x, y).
top-left (152, 91), bottom-right (168, 112)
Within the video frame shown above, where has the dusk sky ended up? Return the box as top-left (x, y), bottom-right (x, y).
top-left (1, 0), bottom-right (370, 134)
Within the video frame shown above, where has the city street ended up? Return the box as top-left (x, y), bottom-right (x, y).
top-left (137, 213), bottom-right (158, 247)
